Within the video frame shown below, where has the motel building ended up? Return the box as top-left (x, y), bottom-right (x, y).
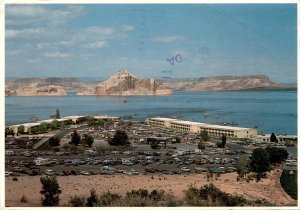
top-left (254, 134), bottom-right (297, 143)
top-left (146, 117), bottom-right (258, 139)
top-left (93, 115), bottom-right (120, 122)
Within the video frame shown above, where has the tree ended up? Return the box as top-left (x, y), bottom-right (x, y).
top-left (50, 120), bottom-right (60, 130)
top-left (18, 125), bottom-right (25, 134)
top-left (86, 116), bottom-right (96, 126)
top-left (39, 122), bottom-right (49, 133)
top-left (236, 156), bottom-right (249, 178)
top-left (175, 136), bottom-right (181, 143)
top-left (84, 134), bottom-right (94, 148)
top-left (108, 130), bottom-right (129, 146)
top-left (200, 129), bottom-right (209, 141)
top-left (151, 141), bottom-right (159, 149)
top-left (86, 189), bottom-right (98, 207)
top-left (56, 109), bottom-right (61, 119)
top-left (265, 146), bottom-right (289, 164)
top-left (250, 148), bottom-right (271, 180)
top-left (221, 135), bottom-right (227, 147)
top-left (97, 119), bottom-right (105, 127)
top-left (198, 141), bottom-right (205, 150)
top-left (70, 130), bottom-right (80, 146)
top-left (40, 176), bottom-right (62, 206)
top-left (49, 137), bottom-right (60, 147)
top-left (5, 127), bottom-right (12, 137)
top-left (270, 132), bottom-right (278, 143)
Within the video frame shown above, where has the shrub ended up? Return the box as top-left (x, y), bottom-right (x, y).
top-left (108, 130), bottom-right (130, 146)
top-left (184, 184), bottom-right (247, 206)
top-left (12, 177), bottom-right (18, 181)
top-left (40, 176), bottom-right (62, 206)
top-left (70, 130), bottom-right (80, 146)
top-left (165, 194), bottom-right (180, 206)
top-left (97, 191), bottom-right (122, 206)
top-left (126, 189), bottom-right (149, 198)
top-left (20, 195), bottom-right (27, 203)
top-left (49, 137), bottom-right (60, 147)
top-left (265, 146), bottom-right (289, 164)
top-left (198, 141), bottom-right (205, 150)
top-left (69, 195), bottom-right (85, 207)
top-left (86, 189), bottom-right (98, 207)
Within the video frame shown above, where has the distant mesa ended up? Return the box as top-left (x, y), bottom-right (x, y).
top-left (77, 69), bottom-right (173, 96)
top-left (162, 75), bottom-right (286, 91)
top-left (5, 73), bottom-right (293, 96)
top-left (15, 85), bottom-right (67, 96)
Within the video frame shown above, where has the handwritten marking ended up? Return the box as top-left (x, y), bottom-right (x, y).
top-left (167, 54), bottom-right (182, 65)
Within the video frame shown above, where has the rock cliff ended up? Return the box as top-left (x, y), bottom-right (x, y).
top-left (15, 85), bottom-right (67, 96)
top-left (79, 70), bottom-right (172, 96)
top-left (168, 75), bottom-right (281, 91)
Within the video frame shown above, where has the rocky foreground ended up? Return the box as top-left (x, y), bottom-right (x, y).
top-left (5, 171), bottom-right (296, 207)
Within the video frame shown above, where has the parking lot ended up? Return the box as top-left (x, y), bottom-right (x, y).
top-left (5, 120), bottom-right (297, 178)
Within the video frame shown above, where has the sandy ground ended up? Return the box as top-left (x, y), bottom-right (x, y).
top-left (5, 170), bottom-right (297, 207)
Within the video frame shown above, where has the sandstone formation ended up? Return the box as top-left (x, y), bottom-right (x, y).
top-left (165, 75), bottom-right (282, 91)
top-left (15, 85), bottom-right (67, 96)
top-left (78, 70), bottom-right (173, 96)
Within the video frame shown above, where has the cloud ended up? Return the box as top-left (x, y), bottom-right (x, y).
top-left (122, 24), bottom-right (134, 32)
top-left (169, 49), bottom-right (190, 57)
top-left (151, 35), bottom-right (185, 43)
top-left (6, 5), bottom-right (85, 26)
top-left (6, 28), bottom-right (44, 38)
top-left (6, 5), bottom-right (46, 17)
top-left (85, 41), bottom-right (107, 49)
top-left (44, 51), bottom-right (71, 58)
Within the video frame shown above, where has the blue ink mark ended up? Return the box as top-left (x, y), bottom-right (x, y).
top-left (167, 54), bottom-right (182, 65)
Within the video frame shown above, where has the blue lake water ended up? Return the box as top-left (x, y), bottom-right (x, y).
top-left (5, 90), bottom-right (297, 135)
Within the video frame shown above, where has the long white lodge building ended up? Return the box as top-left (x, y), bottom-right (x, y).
top-left (146, 117), bottom-right (258, 139)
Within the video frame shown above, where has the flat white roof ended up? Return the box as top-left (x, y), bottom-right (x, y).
top-left (200, 124), bottom-right (252, 131)
top-left (148, 117), bottom-right (254, 131)
top-left (63, 115), bottom-right (85, 119)
top-left (93, 115), bottom-right (119, 119)
top-left (149, 117), bottom-right (178, 121)
top-left (9, 122), bottom-right (41, 127)
top-left (171, 120), bottom-right (206, 126)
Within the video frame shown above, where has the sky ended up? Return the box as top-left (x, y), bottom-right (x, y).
top-left (5, 4), bottom-right (297, 83)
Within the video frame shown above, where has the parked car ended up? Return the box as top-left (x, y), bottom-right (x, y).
top-left (80, 171), bottom-right (91, 176)
top-left (181, 167), bottom-right (191, 172)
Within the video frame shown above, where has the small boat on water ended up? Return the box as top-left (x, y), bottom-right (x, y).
top-left (30, 116), bottom-right (39, 122)
top-left (212, 115), bottom-right (220, 118)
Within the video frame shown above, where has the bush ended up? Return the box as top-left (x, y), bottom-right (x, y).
top-left (200, 130), bottom-right (209, 141)
top-left (20, 195), bottom-right (27, 203)
top-left (49, 137), bottom-right (60, 147)
top-left (69, 195), bottom-right (85, 207)
top-left (40, 176), bottom-right (62, 206)
top-left (108, 130), bottom-right (130, 146)
top-left (265, 146), bottom-right (289, 164)
top-left (84, 134), bottom-right (94, 148)
top-left (86, 189), bottom-right (98, 207)
top-left (12, 177), bottom-right (18, 181)
top-left (151, 142), bottom-right (159, 149)
top-left (97, 191), bottom-right (122, 206)
top-left (198, 141), bottom-right (205, 150)
top-left (126, 189), bottom-right (149, 198)
top-left (70, 130), bottom-right (80, 146)
top-left (165, 194), bottom-right (180, 206)
top-left (185, 184), bottom-right (247, 206)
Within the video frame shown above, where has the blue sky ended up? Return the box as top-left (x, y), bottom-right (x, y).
top-left (5, 4), bottom-right (297, 83)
